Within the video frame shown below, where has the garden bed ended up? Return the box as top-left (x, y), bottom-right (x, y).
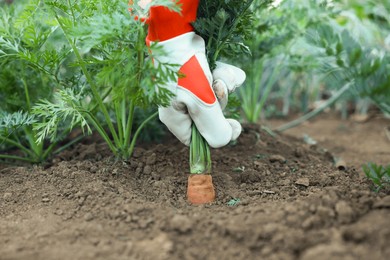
top-left (1, 118), bottom-right (389, 260)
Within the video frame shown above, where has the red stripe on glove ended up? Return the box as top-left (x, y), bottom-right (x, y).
top-left (178, 55), bottom-right (216, 104)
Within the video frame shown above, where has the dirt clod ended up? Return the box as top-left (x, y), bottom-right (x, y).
top-left (373, 195), bottom-right (390, 208)
top-left (146, 153), bottom-right (157, 165)
top-left (335, 201), bottom-right (354, 224)
top-left (169, 214), bottom-right (192, 233)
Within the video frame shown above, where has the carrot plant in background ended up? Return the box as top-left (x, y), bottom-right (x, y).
top-left (363, 163), bottom-right (390, 192)
top-left (238, 0), bottom-right (389, 124)
top-left (31, 0), bottom-right (180, 160)
top-left (276, 22), bottom-right (390, 131)
top-left (237, 0), bottom-right (293, 122)
top-left (238, 0), bottom-right (348, 122)
top-left (0, 0), bottom-right (80, 163)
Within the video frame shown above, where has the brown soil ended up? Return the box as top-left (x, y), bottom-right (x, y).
top-left (1, 116), bottom-right (389, 260)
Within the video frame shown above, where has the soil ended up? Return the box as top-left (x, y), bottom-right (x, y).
top-left (1, 115), bottom-right (389, 260)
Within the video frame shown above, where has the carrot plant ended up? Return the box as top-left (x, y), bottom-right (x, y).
top-left (0, 0), bottom-right (80, 163)
top-left (276, 25), bottom-right (390, 131)
top-left (237, 0), bottom-right (293, 122)
top-left (31, 0), bottom-right (180, 160)
top-left (235, 0), bottom-right (389, 124)
top-left (363, 163), bottom-right (390, 192)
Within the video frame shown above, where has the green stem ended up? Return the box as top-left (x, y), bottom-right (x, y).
top-left (127, 111), bottom-right (158, 159)
top-left (115, 101), bottom-right (124, 145)
top-left (23, 127), bottom-right (43, 159)
top-left (85, 113), bottom-right (117, 156)
top-left (0, 154), bottom-right (36, 163)
top-left (275, 81), bottom-right (353, 132)
top-left (54, 15), bottom-right (120, 148)
top-left (121, 99), bottom-right (127, 140)
top-left (21, 75), bottom-right (31, 111)
top-left (53, 134), bottom-right (84, 155)
top-left (88, 87), bottom-right (112, 112)
top-left (0, 135), bottom-right (34, 157)
top-left (254, 60), bottom-right (283, 121)
top-left (190, 125), bottom-right (211, 174)
top-left (40, 123), bottom-right (82, 159)
top-left (123, 27), bottom-right (146, 156)
top-left (124, 101), bottom-right (135, 148)
top-left (67, 0), bottom-right (76, 22)
top-left (42, 142), bottom-right (57, 160)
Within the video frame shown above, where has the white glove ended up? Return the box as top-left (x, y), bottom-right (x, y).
top-left (152, 32), bottom-right (246, 148)
top-left (212, 61), bottom-right (246, 110)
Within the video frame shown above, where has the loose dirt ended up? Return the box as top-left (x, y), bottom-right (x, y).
top-left (1, 117), bottom-right (389, 260)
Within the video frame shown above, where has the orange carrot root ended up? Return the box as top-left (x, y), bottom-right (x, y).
top-left (187, 174), bottom-right (216, 205)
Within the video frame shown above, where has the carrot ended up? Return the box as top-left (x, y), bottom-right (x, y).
top-left (187, 174), bottom-right (216, 205)
top-left (187, 125), bottom-right (215, 204)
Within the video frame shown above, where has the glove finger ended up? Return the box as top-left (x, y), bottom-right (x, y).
top-left (212, 79), bottom-right (228, 110)
top-left (226, 118), bottom-right (242, 141)
top-left (159, 105), bottom-right (192, 146)
top-left (212, 62), bottom-right (246, 93)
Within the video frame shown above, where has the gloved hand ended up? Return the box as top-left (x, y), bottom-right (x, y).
top-left (131, 0), bottom-right (246, 148)
top-left (156, 36), bottom-right (246, 148)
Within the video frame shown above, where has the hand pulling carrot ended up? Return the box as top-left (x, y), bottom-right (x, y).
top-left (129, 0), bottom-right (246, 204)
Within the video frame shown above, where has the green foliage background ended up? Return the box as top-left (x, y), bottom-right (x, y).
top-left (1, 0), bottom-right (389, 164)
top-left (0, 0), bottom-right (179, 162)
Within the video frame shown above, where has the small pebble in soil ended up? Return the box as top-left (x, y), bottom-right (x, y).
top-left (125, 215), bottom-right (132, 223)
top-left (295, 177), bottom-right (310, 187)
top-left (143, 165), bottom-right (152, 175)
top-left (42, 198), bottom-right (50, 203)
top-left (78, 197), bottom-right (85, 206)
top-left (55, 209), bottom-right (64, 216)
top-left (269, 154), bottom-right (287, 164)
top-left (84, 213), bottom-right (94, 221)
